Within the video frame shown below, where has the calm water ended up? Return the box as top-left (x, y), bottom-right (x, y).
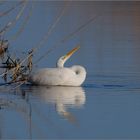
top-left (1, 1), bottom-right (140, 139)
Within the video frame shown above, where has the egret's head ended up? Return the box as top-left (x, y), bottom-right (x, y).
top-left (57, 46), bottom-right (80, 68)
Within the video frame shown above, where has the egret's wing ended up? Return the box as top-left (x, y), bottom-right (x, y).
top-left (29, 68), bottom-right (75, 85)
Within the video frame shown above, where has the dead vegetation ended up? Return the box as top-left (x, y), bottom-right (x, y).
top-left (0, 1), bottom-right (97, 89)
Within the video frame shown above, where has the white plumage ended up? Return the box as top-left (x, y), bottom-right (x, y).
top-left (28, 46), bottom-right (86, 86)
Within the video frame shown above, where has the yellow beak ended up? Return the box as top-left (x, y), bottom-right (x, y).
top-left (64, 46), bottom-right (80, 60)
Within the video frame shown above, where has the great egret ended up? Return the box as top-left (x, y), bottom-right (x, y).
top-left (28, 46), bottom-right (86, 86)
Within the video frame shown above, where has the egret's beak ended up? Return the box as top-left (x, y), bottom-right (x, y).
top-left (64, 46), bottom-right (80, 60)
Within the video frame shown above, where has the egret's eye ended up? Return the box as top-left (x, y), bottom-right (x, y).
top-left (62, 56), bottom-right (66, 60)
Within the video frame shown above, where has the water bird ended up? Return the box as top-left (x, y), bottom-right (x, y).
top-left (28, 46), bottom-right (86, 86)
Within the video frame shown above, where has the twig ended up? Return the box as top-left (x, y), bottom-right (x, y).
top-left (0, 1), bottom-right (24, 17)
top-left (18, 1), bottom-right (70, 67)
top-left (9, 1), bottom-right (34, 41)
top-left (0, 0), bottom-right (27, 36)
top-left (35, 15), bottom-right (99, 64)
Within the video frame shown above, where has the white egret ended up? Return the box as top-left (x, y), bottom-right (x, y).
top-left (28, 46), bottom-right (86, 86)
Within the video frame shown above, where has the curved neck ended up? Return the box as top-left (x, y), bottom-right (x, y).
top-left (57, 56), bottom-right (69, 68)
top-left (57, 60), bottom-right (65, 68)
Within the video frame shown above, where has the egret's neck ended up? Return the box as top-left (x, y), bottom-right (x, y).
top-left (57, 60), bottom-right (64, 68)
top-left (57, 56), bottom-right (68, 68)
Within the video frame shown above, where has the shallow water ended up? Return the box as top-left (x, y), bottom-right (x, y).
top-left (1, 1), bottom-right (140, 139)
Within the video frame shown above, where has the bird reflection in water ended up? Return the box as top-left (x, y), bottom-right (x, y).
top-left (0, 85), bottom-right (86, 138)
top-left (26, 85), bottom-right (86, 123)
